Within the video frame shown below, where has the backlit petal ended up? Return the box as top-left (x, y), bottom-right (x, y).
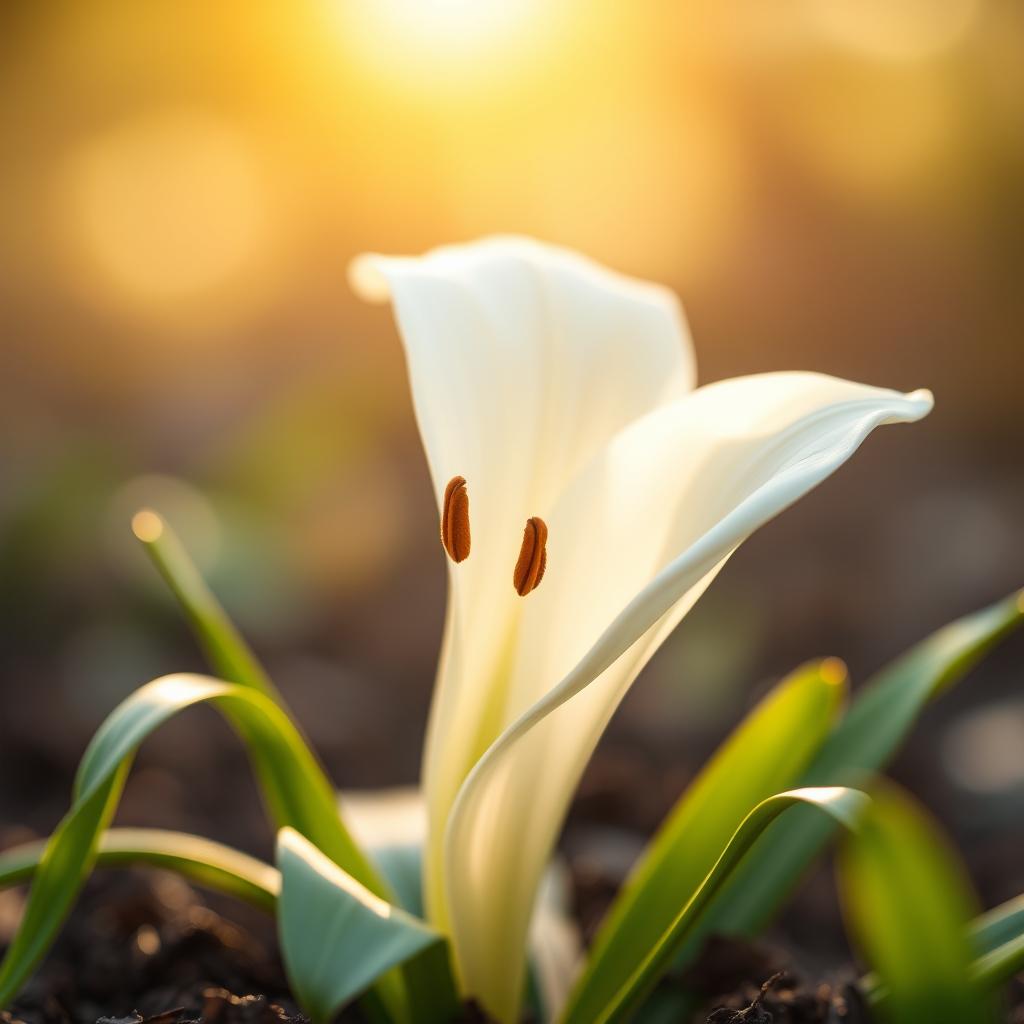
top-left (445, 373), bottom-right (933, 1020)
top-left (350, 237), bottom-right (694, 927)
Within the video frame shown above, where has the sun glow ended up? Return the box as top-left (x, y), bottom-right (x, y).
top-left (332, 0), bottom-right (559, 94)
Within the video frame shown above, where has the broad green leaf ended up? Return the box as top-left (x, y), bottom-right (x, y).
top-left (562, 659), bottom-right (846, 1024)
top-left (132, 509), bottom-right (279, 701)
top-left (594, 787), bottom-right (868, 1024)
top-left (684, 589), bottom-right (1024, 948)
top-left (862, 890), bottom-right (1024, 1004)
top-left (0, 828), bottom-right (280, 913)
top-left (277, 828), bottom-right (443, 1024)
top-left (838, 783), bottom-right (993, 1024)
top-left (0, 674), bottom-right (393, 1012)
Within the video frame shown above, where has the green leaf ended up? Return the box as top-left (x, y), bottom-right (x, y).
top-left (684, 589), bottom-right (1024, 947)
top-left (75, 675), bottom-right (383, 889)
top-left (277, 828), bottom-right (443, 1024)
top-left (593, 787), bottom-right (868, 1024)
top-left (0, 765), bottom-right (125, 1007)
top-left (0, 674), bottom-right (392, 1010)
top-left (132, 509), bottom-right (279, 701)
top-left (969, 892), bottom-right (1024, 960)
top-left (0, 828), bottom-right (280, 913)
top-left (863, 886), bottom-right (1024, 1003)
top-left (838, 783), bottom-right (994, 1024)
top-left (970, 933), bottom-right (1024, 993)
top-left (562, 659), bottom-right (846, 1024)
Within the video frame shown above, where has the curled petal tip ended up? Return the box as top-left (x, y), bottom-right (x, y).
top-left (348, 253), bottom-right (391, 304)
top-left (905, 388), bottom-right (935, 417)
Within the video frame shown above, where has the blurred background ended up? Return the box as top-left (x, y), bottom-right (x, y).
top-left (1, 0), bottom-right (1022, 960)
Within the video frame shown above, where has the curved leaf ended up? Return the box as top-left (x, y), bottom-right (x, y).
top-left (594, 787), bottom-right (868, 1024)
top-left (0, 674), bottom-right (391, 1009)
top-left (839, 784), bottom-right (993, 1024)
top-left (0, 828), bottom-right (279, 912)
top-left (683, 589), bottom-right (1024, 948)
top-left (277, 828), bottom-right (443, 1024)
top-left (563, 660), bottom-right (846, 1024)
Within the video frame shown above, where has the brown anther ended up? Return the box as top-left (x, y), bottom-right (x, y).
top-left (440, 476), bottom-right (471, 562)
top-left (513, 516), bottom-right (548, 596)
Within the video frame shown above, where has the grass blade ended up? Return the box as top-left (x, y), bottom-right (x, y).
top-left (969, 892), bottom-right (1024, 958)
top-left (970, 934), bottom-right (1024, 992)
top-left (0, 828), bottom-right (280, 912)
top-left (0, 766), bottom-right (125, 1005)
top-left (595, 787), bottom-right (868, 1024)
top-left (839, 783), bottom-right (994, 1024)
top-left (0, 673), bottom-right (394, 1010)
top-left (132, 509), bottom-right (279, 700)
top-left (561, 660), bottom-right (846, 1024)
top-left (682, 590), bottom-right (1024, 948)
top-left (133, 519), bottom-right (444, 1023)
top-left (277, 828), bottom-right (443, 1024)
top-left (74, 675), bottom-right (383, 888)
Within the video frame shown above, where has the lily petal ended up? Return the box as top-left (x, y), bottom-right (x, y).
top-left (445, 372), bottom-right (933, 1021)
top-left (351, 237), bottom-right (695, 926)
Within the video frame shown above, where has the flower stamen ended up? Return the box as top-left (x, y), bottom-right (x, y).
top-left (513, 516), bottom-right (548, 596)
top-left (441, 475), bottom-right (471, 562)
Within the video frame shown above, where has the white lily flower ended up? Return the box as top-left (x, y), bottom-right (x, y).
top-left (350, 237), bottom-right (932, 1022)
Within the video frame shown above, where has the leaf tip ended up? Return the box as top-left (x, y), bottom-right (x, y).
top-left (132, 508), bottom-right (165, 544)
top-left (819, 657), bottom-right (848, 688)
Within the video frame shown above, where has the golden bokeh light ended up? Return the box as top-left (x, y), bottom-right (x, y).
top-left (767, 59), bottom-right (965, 204)
top-left (55, 108), bottom-right (277, 327)
top-left (809, 0), bottom-right (981, 61)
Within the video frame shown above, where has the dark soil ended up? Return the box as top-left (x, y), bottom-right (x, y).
top-left (0, 867), bottom-right (868, 1024)
top-left (3, 873), bottom-right (304, 1024)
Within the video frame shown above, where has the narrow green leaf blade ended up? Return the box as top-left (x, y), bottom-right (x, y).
top-left (132, 509), bottom-right (279, 701)
top-left (970, 934), bottom-right (1024, 993)
top-left (594, 787), bottom-right (868, 1024)
top-left (0, 766), bottom-right (125, 1005)
top-left (74, 675), bottom-right (383, 891)
top-left (562, 660), bottom-right (846, 1024)
top-left (839, 784), bottom-right (994, 1024)
top-left (0, 674), bottom-right (391, 1010)
top-left (277, 828), bottom-right (442, 1024)
top-left (0, 828), bottom-right (280, 913)
top-left (689, 589), bottom-right (1024, 944)
top-left (970, 893), bottom-right (1024, 960)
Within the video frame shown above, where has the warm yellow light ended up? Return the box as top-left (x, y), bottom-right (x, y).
top-left (55, 108), bottom-right (276, 324)
top-left (333, 0), bottom-right (558, 94)
top-left (131, 509), bottom-right (165, 544)
top-left (810, 0), bottom-right (981, 61)
top-left (357, 0), bottom-right (534, 52)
